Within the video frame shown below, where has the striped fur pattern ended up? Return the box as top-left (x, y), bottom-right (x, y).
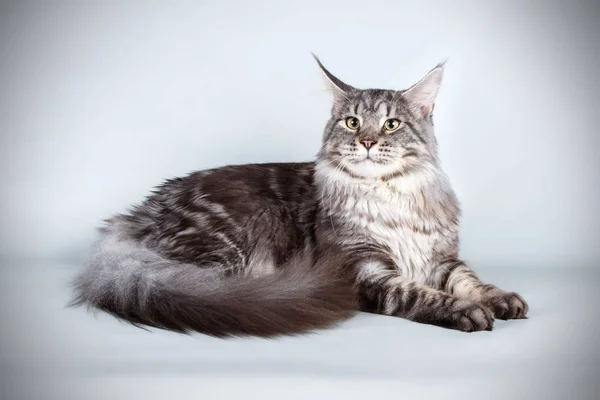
top-left (71, 57), bottom-right (527, 337)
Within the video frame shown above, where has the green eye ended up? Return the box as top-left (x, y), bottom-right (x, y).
top-left (383, 119), bottom-right (401, 132)
top-left (345, 117), bottom-right (360, 130)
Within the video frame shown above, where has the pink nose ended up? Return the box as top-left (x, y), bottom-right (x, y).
top-left (360, 139), bottom-right (377, 150)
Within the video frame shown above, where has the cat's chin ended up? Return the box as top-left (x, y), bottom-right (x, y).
top-left (346, 159), bottom-right (401, 179)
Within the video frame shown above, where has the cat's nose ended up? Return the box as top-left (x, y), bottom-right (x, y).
top-left (360, 139), bottom-right (377, 150)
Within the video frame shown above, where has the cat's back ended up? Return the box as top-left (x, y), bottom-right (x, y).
top-left (167, 162), bottom-right (316, 213)
top-left (111, 162), bottom-right (318, 246)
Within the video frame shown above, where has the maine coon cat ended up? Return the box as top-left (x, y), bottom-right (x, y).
top-left (71, 56), bottom-right (528, 337)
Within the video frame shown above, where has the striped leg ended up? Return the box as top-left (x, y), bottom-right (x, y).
top-left (432, 260), bottom-right (528, 320)
top-left (356, 262), bottom-right (493, 332)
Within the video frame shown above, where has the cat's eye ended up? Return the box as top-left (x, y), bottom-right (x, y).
top-left (345, 117), bottom-right (360, 130)
top-left (383, 119), bottom-right (401, 132)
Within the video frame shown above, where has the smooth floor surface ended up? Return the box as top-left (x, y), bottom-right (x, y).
top-left (1, 260), bottom-right (598, 400)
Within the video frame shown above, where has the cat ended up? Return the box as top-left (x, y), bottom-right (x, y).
top-left (71, 56), bottom-right (528, 337)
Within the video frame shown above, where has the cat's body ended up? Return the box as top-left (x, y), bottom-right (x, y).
top-left (72, 57), bottom-right (528, 337)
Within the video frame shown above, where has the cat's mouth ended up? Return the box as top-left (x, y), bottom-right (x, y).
top-left (347, 154), bottom-right (382, 164)
top-left (357, 155), bottom-right (386, 165)
top-left (364, 157), bottom-right (381, 164)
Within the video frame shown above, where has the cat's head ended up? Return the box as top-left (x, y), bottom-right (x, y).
top-left (315, 55), bottom-right (443, 180)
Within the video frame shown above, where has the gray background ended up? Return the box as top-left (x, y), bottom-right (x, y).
top-left (1, 0), bottom-right (598, 267)
top-left (0, 1), bottom-right (598, 399)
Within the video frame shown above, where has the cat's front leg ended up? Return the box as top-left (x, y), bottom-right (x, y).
top-left (356, 261), bottom-right (494, 332)
top-left (431, 260), bottom-right (528, 320)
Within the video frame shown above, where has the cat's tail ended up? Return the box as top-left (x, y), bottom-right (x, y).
top-left (69, 229), bottom-right (358, 338)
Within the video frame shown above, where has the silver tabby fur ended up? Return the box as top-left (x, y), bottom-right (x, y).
top-left (71, 56), bottom-right (528, 337)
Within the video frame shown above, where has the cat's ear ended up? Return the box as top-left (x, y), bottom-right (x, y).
top-left (312, 54), bottom-right (354, 103)
top-left (402, 63), bottom-right (444, 118)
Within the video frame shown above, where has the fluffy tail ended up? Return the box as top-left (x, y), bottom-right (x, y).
top-left (70, 233), bottom-right (358, 337)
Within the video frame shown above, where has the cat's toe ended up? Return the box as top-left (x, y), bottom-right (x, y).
top-left (488, 292), bottom-right (528, 320)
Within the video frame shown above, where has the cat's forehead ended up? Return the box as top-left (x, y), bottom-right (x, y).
top-left (340, 89), bottom-right (408, 116)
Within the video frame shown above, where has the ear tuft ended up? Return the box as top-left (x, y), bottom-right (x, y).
top-left (403, 63), bottom-right (444, 118)
top-left (312, 53), bottom-right (355, 102)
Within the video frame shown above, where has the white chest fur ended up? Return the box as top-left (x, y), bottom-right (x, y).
top-left (341, 191), bottom-right (443, 281)
top-left (317, 165), bottom-right (459, 282)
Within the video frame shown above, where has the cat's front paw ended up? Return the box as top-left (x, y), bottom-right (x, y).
top-left (413, 299), bottom-right (494, 332)
top-left (486, 292), bottom-right (528, 320)
top-left (448, 301), bottom-right (495, 332)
